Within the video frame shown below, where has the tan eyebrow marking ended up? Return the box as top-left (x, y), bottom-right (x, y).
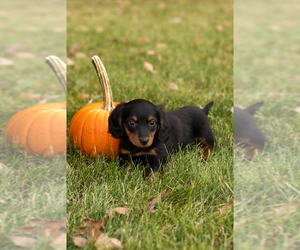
top-left (148, 116), bottom-right (154, 122)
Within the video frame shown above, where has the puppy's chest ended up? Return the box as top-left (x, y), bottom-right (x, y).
top-left (119, 141), bottom-right (157, 157)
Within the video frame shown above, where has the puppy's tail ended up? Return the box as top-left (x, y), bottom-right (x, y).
top-left (244, 101), bottom-right (264, 115)
top-left (202, 101), bottom-right (214, 115)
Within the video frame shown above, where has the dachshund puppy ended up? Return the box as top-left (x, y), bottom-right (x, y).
top-left (108, 99), bottom-right (214, 172)
top-left (234, 101), bottom-right (265, 160)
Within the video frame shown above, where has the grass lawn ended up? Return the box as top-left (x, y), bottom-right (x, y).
top-left (234, 1), bottom-right (300, 249)
top-left (67, 0), bottom-right (233, 249)
top-left (0, 1), bottom-right (66, 249)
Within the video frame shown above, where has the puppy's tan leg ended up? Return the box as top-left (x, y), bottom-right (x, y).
top-left (235, 137), bottom-right (263, 160)
top-left (196, 138), bottom-right (213, 160)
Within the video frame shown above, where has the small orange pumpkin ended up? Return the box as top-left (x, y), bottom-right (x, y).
top-left (4, 56), bottom-right (66, 157)
top-left (69, 56), bottom-right (120, 158)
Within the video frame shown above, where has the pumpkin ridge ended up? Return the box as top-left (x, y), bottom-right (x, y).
top-left (70, 107), bottom-right (97, 149)
top-left (93, 108), bottom-right (109, 156)
top-left (25, 108), bottom-right (59, 154)
top-left (80, 109), bottom-right (98, 154)
top-left (5, 107), bottom-right (50, 148)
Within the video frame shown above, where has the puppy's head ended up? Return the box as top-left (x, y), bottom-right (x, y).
top-left (108, 99), bottom-right (169, 148)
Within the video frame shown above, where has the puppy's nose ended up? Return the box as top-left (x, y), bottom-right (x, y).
top-left (140, 138), bottom-right (149, 145)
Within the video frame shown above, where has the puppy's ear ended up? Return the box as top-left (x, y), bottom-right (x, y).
top-left (244, 101), bottom-right (264, 115)
top-left (202, 101), bottom-right (214, 115)
top-left (108, 102), bottom-right (126, 139)
top-left (156, 104), bottom-right (170, 142)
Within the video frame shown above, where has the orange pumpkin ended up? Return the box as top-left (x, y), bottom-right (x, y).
top-left (4, 56), bottom-right (66, 157)
top-left (69, 56), bottom-right (120, 158)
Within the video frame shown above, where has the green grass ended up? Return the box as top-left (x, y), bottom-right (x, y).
top-left (0, 1), bottom-right (66, 249)
top-left (67, 0), bottom-right (233, 249)
top-left (234, 1), bottom-right (300, 249)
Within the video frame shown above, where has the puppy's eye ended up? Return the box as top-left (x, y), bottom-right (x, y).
top-left (128, 120), bottom-right (136, 126)
top-left (149, 120), bottom-right (156, 126)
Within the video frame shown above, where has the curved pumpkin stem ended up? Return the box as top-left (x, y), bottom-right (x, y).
top-left (92, 56), bottom-right (115, 111)
top-left (45, 55), bottom-right (66, 95)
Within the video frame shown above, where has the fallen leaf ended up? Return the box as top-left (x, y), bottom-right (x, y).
top-left (66, 58), bottom-right (74, 65)
top-left (0, 162), bottom-right (7, 170)
top-left (214, 201), bottom-right (233, 215)
top-left (284, 21), bottom-right (297, 27)
top-left (75, 217), bottom-right (108, 240)
top-left (14, 52), bottom-right (35, 58)
top-left (95, 233), bottom-right (122, 250)
top-left (147, 189), bottom-right (171, 213)
top-left (96, 27), bottom-right (104, 32)
top-left (71, 236), bottom-right (88, 248)
top-left (144, 62), bottom-right (157, 74)
top-left (166, 82), bottom-right (178, 90)
top-left (171, 17), bottom-right (181, 23)
top-left (0, 196), bottom-right (6, 204)
top-left (138, 36), bottom-right (150, 43)
top-left (53, 27), bottom-right (65, 33)
top-left (147, 50), bottom-right (156, 55)
top-left (113, 228), bottom-right (126, 236)
top-left (216, 25), bottom-right (223, 31)
top-left (6, 236), bottom-right (38, 248)
top-left (269, 25), bottom-right (281, 31)
top-left (156, 43), bottom-right (167, 49)
top-left (80, 26), bottom-right (88, 31)
top-left (158, 2), bottom-right (166, 8)
top-left (0, 57), bottom-right (14, 66)
top-left (50, 232), bottom-right (66, 250)
top-left (294, 75), bottom-right (300, 82)
top-left (74, 52), bottom-right (87, 58)
top-left (275, 201), bottom-right (298, 214)
top-left (106, 207), bottom-right (129, 218)
top-left (25, 26), bottom-right (39, 32)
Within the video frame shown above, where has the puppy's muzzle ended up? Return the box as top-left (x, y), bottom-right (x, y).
top-left (139, 138), bottom-right (149, 146)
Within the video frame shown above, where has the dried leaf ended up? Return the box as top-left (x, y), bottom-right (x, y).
top-left (269, 25), bottom-right (281, 31)
top-left (214, 201), bottom-right (233, 215)
top-left (74, 52), bottom-right (87, 58)
top-left (113, 228), bottom-right (126, 236)
top-left (147, 189), bottom-right (171, 213)
top-left (14, 52), bottom-right (35, 58)
top-left (147, 197), bottom-right (158, 213)
top-left (78, 217), bottom-right (108, 240)
top-left (0, 162), bottom-right (7, 170)
top-left (264, 201), bottom-right (298, 215)
top-left (295, 107), bottom-right (300, 113)
top-left (0, 57), bottom-right (14, 66)
top-left (216, 25), bottom-right (223, 31)
top-left (166, 82), bottom-right (178, 90)
top-left (96, 27), bottom-right (104, 32)
top-left (106, 207), bottom-right (129, 218)
top-left (147, 50), bottom-right (156, 55)
top-left (144, 62), bottom-right (157, 74)
top-left (138, 36), bottom-right (150, 43)
top-left (95, 233), bottom-right (122, 250)
top-left (156, 43), bottom-right (167, 49)
top-left (71, 236), bottom-right (88, 248)
top-left (6, 235), bottom-right (38, 248)
top-left (275, 202), bottom-right (298, 214)
top-left (50, 232), bottom-right (66, 250)
top-left (53, 27), bottom-right (65, 33)
top-left (171, 17), bottom-right (181, 23)
top-left (66, 58), bottom-right (74, 65)
top-left (0, 196), bottom-right (6, 204)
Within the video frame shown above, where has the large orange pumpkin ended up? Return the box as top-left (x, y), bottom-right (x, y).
top-left (4, 56), bottom-right (66, 157)
top-left (69, 56), bottom-right (120, 158)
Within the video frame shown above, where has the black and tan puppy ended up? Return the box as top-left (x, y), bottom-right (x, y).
top-left (234, 101), bottom-right (265, 160)
top-left (108, 99), bottom-right (214, 172)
